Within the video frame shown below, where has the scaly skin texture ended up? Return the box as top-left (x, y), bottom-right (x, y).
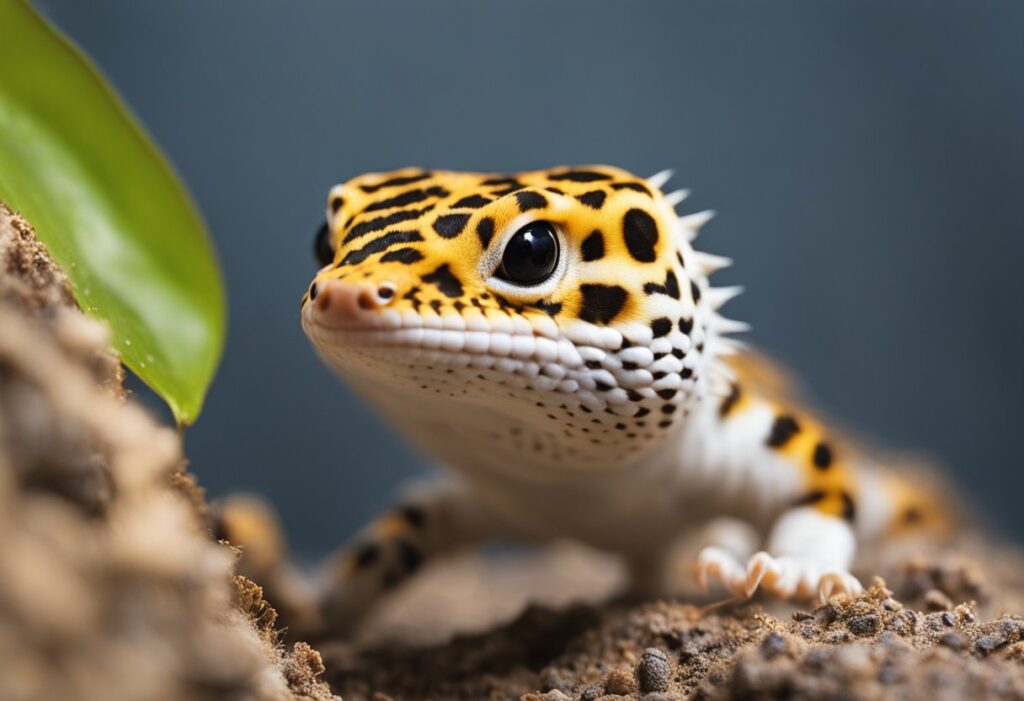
top-left (296, 166), bottom-right (952, 632)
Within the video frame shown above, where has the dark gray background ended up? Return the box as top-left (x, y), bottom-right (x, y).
top-left (37, 0), bottom-right (1024, 558)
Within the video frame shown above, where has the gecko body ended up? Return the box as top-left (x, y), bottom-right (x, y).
top-left (296, 166), bottom-right (951, 630)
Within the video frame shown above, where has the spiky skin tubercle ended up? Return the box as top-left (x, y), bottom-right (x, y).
top-left (299, 165), bottom-right (951, 626)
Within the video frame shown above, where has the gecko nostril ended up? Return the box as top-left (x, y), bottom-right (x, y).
top-left (356, 288), bottom-right (377, 311)
top-left (309, 282), bottom-right (319, 301)
top-left (377, 282), bottom-right (396, 301)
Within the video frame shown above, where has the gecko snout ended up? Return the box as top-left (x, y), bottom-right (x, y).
top-left (309, 279), bottom-right (396, 323)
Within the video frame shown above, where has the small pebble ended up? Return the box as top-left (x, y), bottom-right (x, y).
top-left (939, 631), bottom-right (968, 651)
top-left (604, 667), bottom-right (635, 696)
top-left (539, 667), bottom-right (575, 693)
top-left (976, 635), bottom-right (1005, 654)
top-left (759, 631), bottom-right (787, 659)
top-left (641, 694), bottom-right (680, 701)
top-left (539, 692), bottom-right (570, 701)
top-left (881, 598), bottom-right (902, 612)
top-left (578, 684), bottom-right (603, 701)
top-left (636, 648), bottom-right (672, 693)
top-left (847, 613), bottom-right (882, 637)
top-left (792, 610), bottom-right (815, 622)
top-left (924, 589), bottom-right (954, 611)
top-left (941, 611), bottom-right (957, 627)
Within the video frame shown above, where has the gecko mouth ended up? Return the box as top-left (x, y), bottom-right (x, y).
top-left (301, 309), bottom-right (698, 415)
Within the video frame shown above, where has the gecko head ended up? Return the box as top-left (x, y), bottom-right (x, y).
top-left (301, 166), bottom-right (743, 468)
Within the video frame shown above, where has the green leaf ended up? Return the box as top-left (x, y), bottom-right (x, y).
top-left (0, 0), bottom-right (226, 425)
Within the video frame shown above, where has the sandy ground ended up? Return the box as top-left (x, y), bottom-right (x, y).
top-left (314, 536), bottom-right (1024, 701)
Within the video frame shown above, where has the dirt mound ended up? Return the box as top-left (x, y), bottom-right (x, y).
top-left (0, 202), bottom-right (336, 701)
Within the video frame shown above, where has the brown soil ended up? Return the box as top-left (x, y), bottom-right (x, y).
top-left (315, 536), bottom-right (1024, 701)
top-left (3, 200), bottom-right (1023, 701)
top-left (0, 202), bottom-right (337, 701)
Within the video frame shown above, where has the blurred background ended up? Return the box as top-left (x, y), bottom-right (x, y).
top-left (35, 0), bottom-right (1023, 559)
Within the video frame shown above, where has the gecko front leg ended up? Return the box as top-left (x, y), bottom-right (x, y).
top-left (317, 480), bottom-right (503, 633)
top-left (701, 507), bottom-right (862, 601)
top-left (690, 374), bottom-right (864, 603)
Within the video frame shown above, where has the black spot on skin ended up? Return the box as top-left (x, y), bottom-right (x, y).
top-left (671, 348), bottom-right (684, 359)
top-left (330, 196), bottom-right (345, 213)
top-left (354, 542), bottom-right (380, 569)
top-left (661, 404), bottom-right (677, 414)
top-left (611, 181), bottom-right (653, 196)
top-left (476, 217), bottom-right (496, 249)
top-left (690, 280), bottom-right (702, 303)
top-left (650, 317), bottom-right (672, 337)
top-left (433, 213), bottom-right (471, 239)
top-left (680, 367), bottom-right (693, 378)
top-left (623, 208), bottom-right (659, 263)
top-left (678, 317), bottom-right (693, 334)
top-left (380, 247), bottom-right (424, 264)
top-left (581, 230), bottom-right (605, 261)
top-left (643, 270), bottom-right (681, 299)
top-left (577, 190), bottom-right (607, 210)
top-left (903, 506), bottom-right (924, 524)
top-left (635, 407), bottom-right (650, 417)
top-left (794, 490), bottom-right (827, 508)
top-left (343, 207), bottom-right (430, 243)
top-left (364, 185), bottom-right (448, 212)
top-left (585, 360), bottom-right (602, 369)
top-left (657, 389), bottom-right (676, 400)
top-left (515, 190), bottom-right (548, 212)
top-left (491, 184), bottom-right (523, 196)
top-left (719, 383), bottom-right (741, 418)
top-left (398, 504), bottom-right (427, 529)
top-left (422, 263), bottom-right (464, 298)
top-left (595, 381), bottom-right (613, 392)
top-left (341, 230), bottom-right (424, 265)
top-left (578, 284), bottom-right (628, 324)
top-left (622, 361), bottom-right (638, 371)
top-left (766, 415), bottom-right (801, 448)
top-left (550, 170), bottom-right (612, 182)
top-left (395, 539), bottom-right (423, 574)
top-left (545, 186), bottom-right (566, 195)
top-left (359, 171), bottom-right (432, 194)
top-left (530, 299), bottom-right (563, 317)
top-left (429, 299), bottom-right (442, 313)
top-left (840, 491), bottom-right (857, 521)
top-left (627, 389), bottom-right (643, 401)
top-left (451, 194), bottom-right (492, 209)
top-left (812, 442), bottom-right (833, 470)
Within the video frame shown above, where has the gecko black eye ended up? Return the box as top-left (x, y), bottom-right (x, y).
top-left (495, 221), bottom-right (559, 286)
top-left (314, 221), bottom-right (334, 267)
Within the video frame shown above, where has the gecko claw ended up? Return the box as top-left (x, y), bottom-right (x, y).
top-left (744, 551), bottom-right (775, 597)
top-left (817, 572), bottom-right (863, 603)
top-left (695, 546), bottom-right (747, 596)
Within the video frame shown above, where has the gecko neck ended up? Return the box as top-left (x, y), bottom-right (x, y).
top-left (344, 347), bottom-right (730, 483)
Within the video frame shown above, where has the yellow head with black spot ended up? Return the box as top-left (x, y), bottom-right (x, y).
top-left (301, 166), bottom-right (738, 474)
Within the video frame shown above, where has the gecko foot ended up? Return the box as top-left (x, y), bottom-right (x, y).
top-left (696, 547), bottom-right (862, 602)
